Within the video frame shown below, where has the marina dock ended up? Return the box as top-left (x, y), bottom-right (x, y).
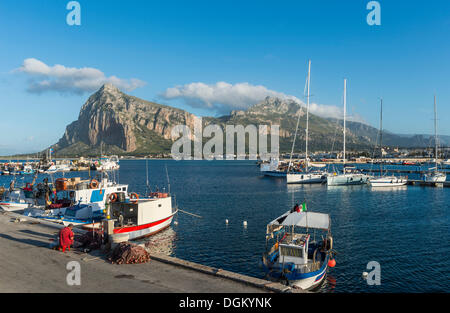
top-left (406, 180), bottom-right (450, 187)
top-left (0, 212), bottom-right (300, 293)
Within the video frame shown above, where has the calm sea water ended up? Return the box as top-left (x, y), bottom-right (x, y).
top-left (1, 159), bottom-right (449, 293)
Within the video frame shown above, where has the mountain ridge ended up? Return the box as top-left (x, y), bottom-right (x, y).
top-left (49, 85), bottom-right (450, 157)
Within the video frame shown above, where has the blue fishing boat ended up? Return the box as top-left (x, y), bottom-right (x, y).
top-left (262, 203), bottom-right (336, 291)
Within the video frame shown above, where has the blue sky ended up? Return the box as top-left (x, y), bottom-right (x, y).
top-left (1, 0), bottom-right (450, 154)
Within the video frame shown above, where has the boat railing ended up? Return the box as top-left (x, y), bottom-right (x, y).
top-left (297, 261), bottom-right (321, 273)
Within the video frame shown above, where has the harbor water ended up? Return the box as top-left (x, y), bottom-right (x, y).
top-left (1, 159), bottom-right (449, 292)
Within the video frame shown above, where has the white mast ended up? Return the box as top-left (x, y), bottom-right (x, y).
top-left (343, 79), bottom-right (347, 166)
top-left (434, 95), bottom-right (438, 170)
top-left (305, 60), bottom-right (311, 172)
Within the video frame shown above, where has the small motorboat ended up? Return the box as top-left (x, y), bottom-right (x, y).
top-left (369, 176), bottom-right (408, 187)
top-left (262, 203), bottom-right (335, 291)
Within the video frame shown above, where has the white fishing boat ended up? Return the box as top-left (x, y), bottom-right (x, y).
top-left (422, 96), bottom-right (447, 183)
top-left (0, 189), bottom-right (33, 211)
top-left (286, 60), bottom-right (327, 184)
top-left (24, 175), bottom-right (129, 222)
top-left (260, 158), bottom-right (287, 177)
top-left (109, 192), bottom-right (177, 241)
top-left (0, 179), bottom-right (34, 212)
top-left (262, 203), bottom-right (335, 291)
top-left (369, 99), bottom-right (407, 187)
top-left (327, 79), bottom-right (369, 186)
top-left (95, 155), bottom-right (120, 171)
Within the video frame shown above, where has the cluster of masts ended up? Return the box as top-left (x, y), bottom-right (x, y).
top-left (261, 60), bottom-right (447, 185)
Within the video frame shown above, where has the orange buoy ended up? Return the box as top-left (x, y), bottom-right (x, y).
top-left (328, 258), bottom-right (336, 268)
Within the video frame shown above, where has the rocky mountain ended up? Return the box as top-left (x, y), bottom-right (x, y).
top-left (52, 84), bottom-right (197, 155)
top-left (50, 84), bottom-right (449, 157)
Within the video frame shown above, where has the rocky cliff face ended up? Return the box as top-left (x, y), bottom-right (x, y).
top-left (53, 83), bottom-right (198, 154)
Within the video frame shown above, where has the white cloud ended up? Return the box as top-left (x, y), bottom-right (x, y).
top-left (15, 58), bottom-right (146, 94)
top-left (161, 81), bottom-right (366, 122)
top-left (162, 81), bottom-right (300, 114)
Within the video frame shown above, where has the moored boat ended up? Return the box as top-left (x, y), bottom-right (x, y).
top-left (262, 203), bottom-right (335, 291)
top-left (109, 192), bottom-right (177, 241)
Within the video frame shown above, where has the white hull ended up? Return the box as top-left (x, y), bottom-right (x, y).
top-left (423, 173), bottom-right (447, 183)
top-left (327, 173), bottom-right (369, 186)
top-left (263, 170), bottom-right (286, 177)
top-left (290, 266), bottom-right (327, 291)
top-left (286, 173), bottom-right (326, 184)
top-left (111, 196), bottom-right (176, 241)
top-left (0, 201), bottom-right (31, 212)
top-left (369, 177), bottom-right (407, 187)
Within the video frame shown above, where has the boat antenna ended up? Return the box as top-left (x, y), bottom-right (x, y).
top-left (165, 164), bottom-right (171, 194)
top-left (146, 158), bottom-right (150, 194)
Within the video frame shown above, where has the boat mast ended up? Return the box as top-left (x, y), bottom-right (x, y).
top-left (288, 61), bottom-right (309, 173)
top-left (434, 95), bottom-right (438, 171)
top-left (343, 79), bottom-right (347, 166)
top-left (380, 98), bottom-right (383, 175)
top-left (305, 60), bottom-right (311, 172)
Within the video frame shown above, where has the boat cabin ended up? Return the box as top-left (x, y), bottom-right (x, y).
top-left (278, 233), bottom-right (310, 266)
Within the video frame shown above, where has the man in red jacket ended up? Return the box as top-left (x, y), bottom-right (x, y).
top-left (59, 224), bottom-right (74, 252)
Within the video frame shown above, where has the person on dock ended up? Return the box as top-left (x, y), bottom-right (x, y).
top-left (59, 224), bottom-right (74, 252)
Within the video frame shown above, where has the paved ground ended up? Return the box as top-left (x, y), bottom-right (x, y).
top-left (0, 212), bottom-right (266, 293)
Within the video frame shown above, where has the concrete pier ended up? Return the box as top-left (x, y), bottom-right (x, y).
top-left (0, 212), bottom-right (301, 293)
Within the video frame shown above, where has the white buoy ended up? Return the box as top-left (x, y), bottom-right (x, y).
top-left (225, 219), bottom-right (229, 224)
top-left (362, 272), bottom-right (368, 279)
top-left (243, 221), bottom-right (247, 227)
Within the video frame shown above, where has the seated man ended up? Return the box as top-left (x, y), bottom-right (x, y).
top-left (59, 224), bottom-right (74, 252)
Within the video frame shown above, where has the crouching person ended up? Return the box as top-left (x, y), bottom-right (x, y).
top-left (59, 224), bottom-right (74, 252)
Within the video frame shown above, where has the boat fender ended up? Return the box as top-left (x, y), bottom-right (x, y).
top-left (328, 258), bottom-right (336, 268)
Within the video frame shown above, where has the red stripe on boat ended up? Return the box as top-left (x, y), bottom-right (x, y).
top-left (113, 214), bottom-right (173, 234)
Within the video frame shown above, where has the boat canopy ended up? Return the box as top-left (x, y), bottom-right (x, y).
top-left (267, 210), bottom-right (330, 235)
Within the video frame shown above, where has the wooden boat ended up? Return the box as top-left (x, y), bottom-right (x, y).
top-left (109, 192), bottom-right (177, 241)
top-left (262, 203), bottom-right (335, 290)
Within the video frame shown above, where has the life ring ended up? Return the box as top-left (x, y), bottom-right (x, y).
top-left (109, 193), bottom-right (118, 203)
top-left (90, 179), bottom-right (99, 189)
top-left (129, 193), bottom-right (139, 202)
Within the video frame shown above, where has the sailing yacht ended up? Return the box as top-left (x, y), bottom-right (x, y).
top-left (422, 96), bottom-right (447, 183)
top-left (286, 60), bottom-right (327, 184)
top-left (369, 99), bottom-right (407, 187)
top-left (327, 79), bottom-right (369, 186)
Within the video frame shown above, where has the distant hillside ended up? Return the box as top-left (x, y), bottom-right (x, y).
top-left (48, 84), bottom-right (448, 157)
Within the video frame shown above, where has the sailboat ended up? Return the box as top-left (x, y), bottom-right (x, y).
top-left (369, 99), bottom-right (407, 187)
top-left (286, 60), bottom-right (327, 184)
top-left (327, 79), bottom-right (369, 186)
top-left (422, 95), bottom-right (447, 183)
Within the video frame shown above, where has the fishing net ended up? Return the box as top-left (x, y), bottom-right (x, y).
top-left (74, 230), bottom-right (103, 250)
top-left (109, 242), bottom-right (151, 265)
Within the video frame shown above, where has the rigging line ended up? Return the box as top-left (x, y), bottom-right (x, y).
top-left (288, 73), bottom-right (308, 172)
